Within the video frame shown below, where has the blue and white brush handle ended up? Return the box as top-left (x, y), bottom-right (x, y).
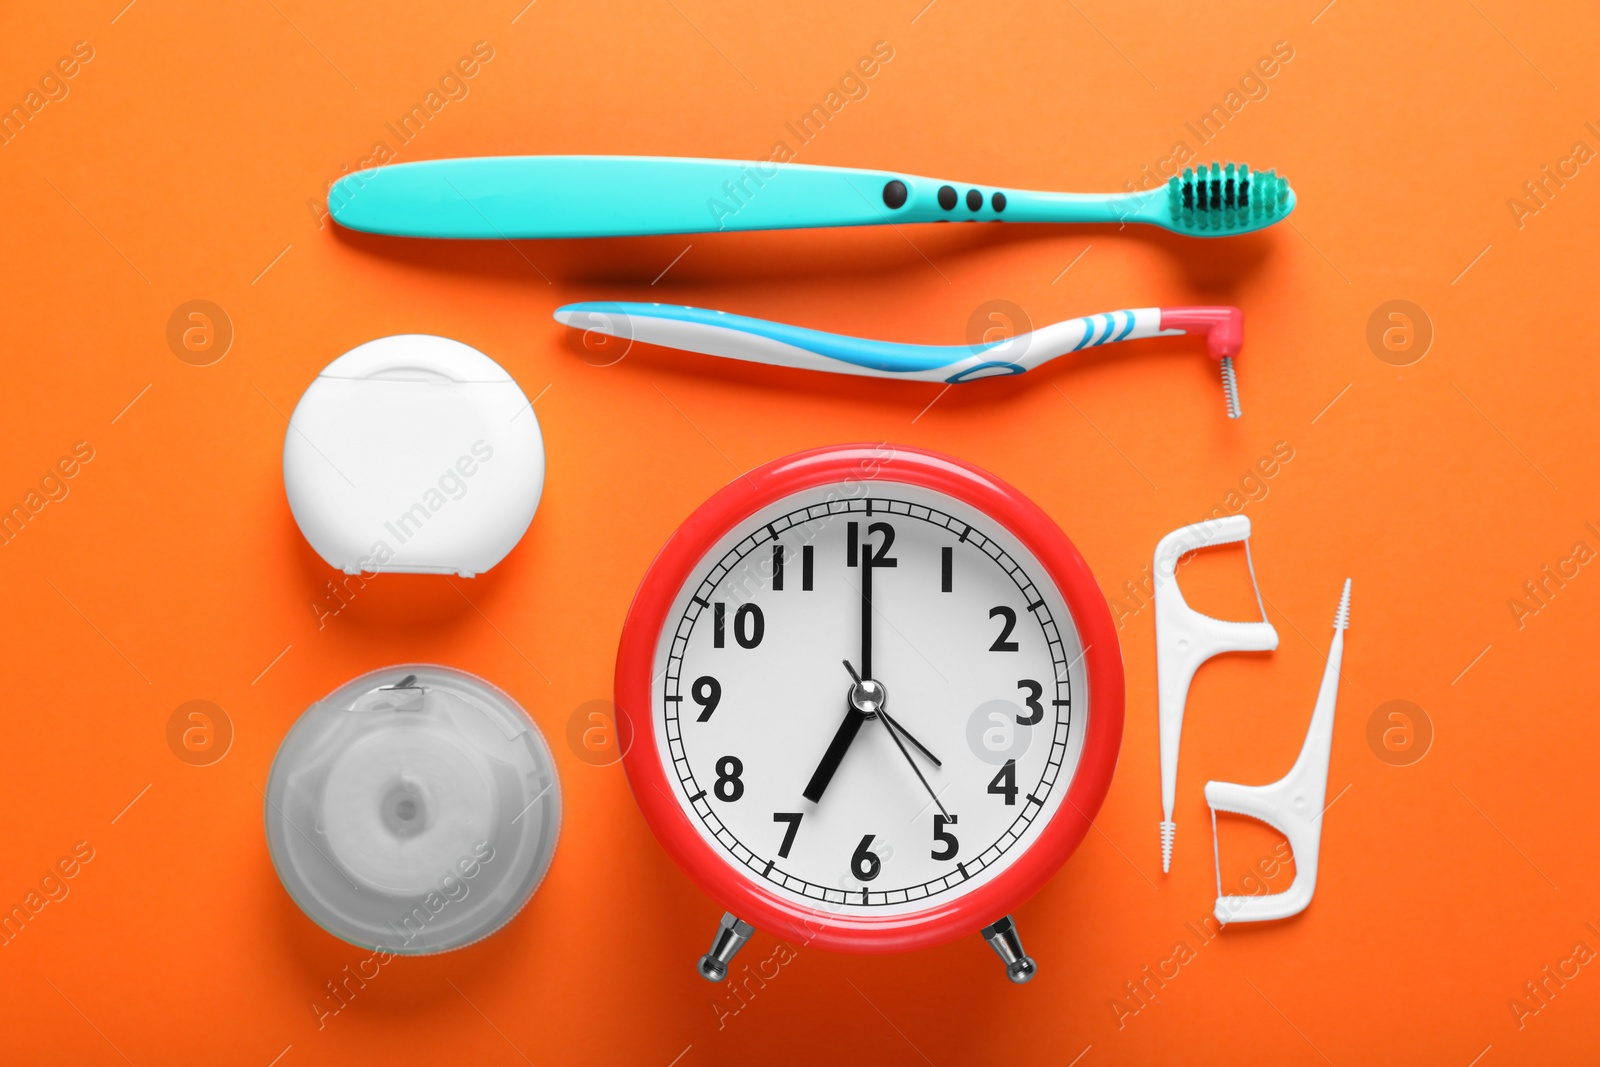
top-left (555, 302), bottom-right (1245, 416)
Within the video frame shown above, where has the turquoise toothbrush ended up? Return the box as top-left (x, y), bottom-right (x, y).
top-left (329, 157), bottom-right (1293, 239)
top-left (555, 302), bottom-right (1246, 417)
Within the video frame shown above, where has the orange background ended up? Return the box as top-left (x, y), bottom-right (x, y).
top-left (3, 1), bottom-right (1598, 1063)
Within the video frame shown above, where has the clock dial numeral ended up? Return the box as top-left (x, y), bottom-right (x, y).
top-left (988, 605), bottom-right (1020, 652)
top-left (987, 759), bottom-right (1019, 805)
top-left (801, 545), bottom-right (814, 591)
top-left (691, 675), bottom-right (721, 722)
top-left (714, 756), bottom-right (745, 801)
top-left (851, 834), bottom-right (882, 881)
top-left (941, 545), bottom-right (953, 592)
top-left (866, 521), bottom-right (897, 567)
top-left (932, 814), bottom-right (960, 860)
top-left (712, 603), bottom-right (765, 649)
top-left (1016, 679), bottom-right (1043, 725)
top-left (772, 543), bottom-right (784, 591)
top-left (848, 521), bottom-right (899, 567)
top-left (773, 812), bottom-right (803, 858)
top-left (734, 603), bottom-right (764, 648)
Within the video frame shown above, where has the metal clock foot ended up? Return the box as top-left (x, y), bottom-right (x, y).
top-left (980, 915), bottom-right (1037, 984)
top-left (697, 912), bottom-right (755, 981)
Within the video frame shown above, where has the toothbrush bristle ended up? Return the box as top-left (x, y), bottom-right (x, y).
top-left (1169, 162), bottom-right (1291, 234)
top-left (1219, 355), bottom-right (1241, 419)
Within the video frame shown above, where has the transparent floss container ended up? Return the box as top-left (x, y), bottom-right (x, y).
top-left (265, 665), bottom-right (560, 953)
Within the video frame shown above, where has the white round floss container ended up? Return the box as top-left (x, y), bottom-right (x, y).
top-left (264, 665), bottom-right (561, 953)
top-left (284, 335), bottom-right (544, 577)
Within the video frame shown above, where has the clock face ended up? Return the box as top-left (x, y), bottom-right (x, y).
top-left (648, 480), bottom-right (1089, 917)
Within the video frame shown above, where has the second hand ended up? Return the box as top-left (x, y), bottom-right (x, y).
top-left (843, 660), bottom-right (948, 819)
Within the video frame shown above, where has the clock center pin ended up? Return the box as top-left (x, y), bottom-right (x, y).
top-left (848, 677), bottom-right (888, 718)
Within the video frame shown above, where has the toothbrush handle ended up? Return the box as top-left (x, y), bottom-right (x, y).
top-left (554, 302), bottom-right (1229, 384)
top-left (330, 156), bottom-right (1154, 238)
top-left (556, 302), bottom-right (983, 381)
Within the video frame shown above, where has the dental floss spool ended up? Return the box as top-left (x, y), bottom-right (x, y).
top-left (265, 665), bottom-right (561, 953)
top-left (284, 335), bottom-right (544, 577)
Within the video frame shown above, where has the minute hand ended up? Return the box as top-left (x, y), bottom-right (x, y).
top-left (860, 530), bottom-right (874, 679)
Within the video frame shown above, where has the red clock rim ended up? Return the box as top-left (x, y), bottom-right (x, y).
top-left (614, 443), bottom-right (1124, 954)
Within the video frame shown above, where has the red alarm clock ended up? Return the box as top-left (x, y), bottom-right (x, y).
top-left (615, 444), bottom-right (1123, 982)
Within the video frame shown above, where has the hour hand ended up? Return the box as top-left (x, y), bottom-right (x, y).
top-left (802, 701), bottom-right (867, 803)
